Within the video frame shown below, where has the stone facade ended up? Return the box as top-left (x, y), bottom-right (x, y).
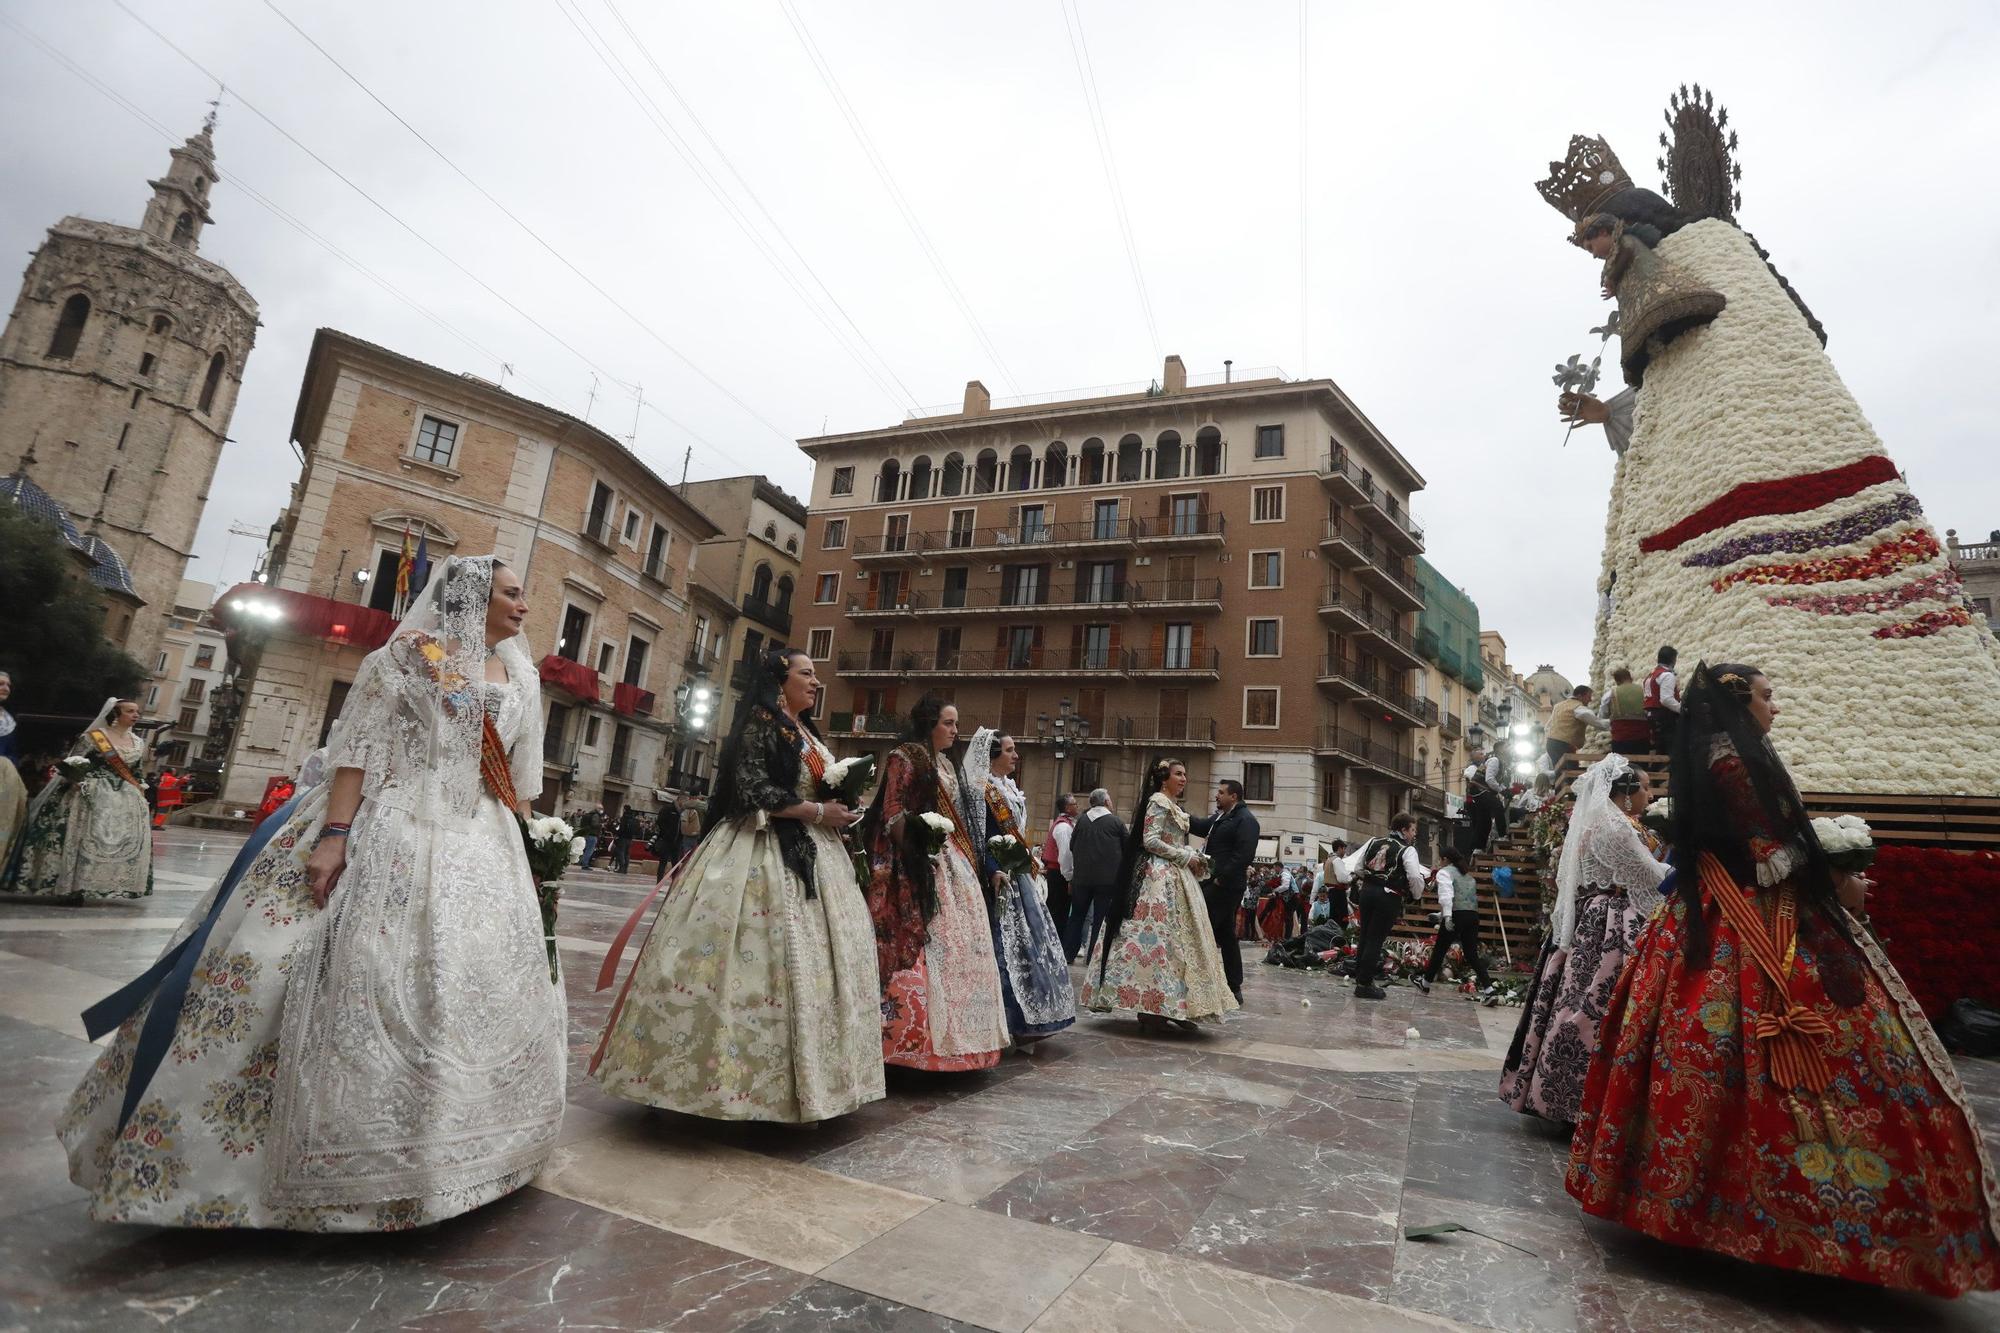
top-left (217, 329), bottom-right (719, 811)
top-left (673, 475), bottom-right (808, 789)
top-left (0, 117), bottom-right (258, 669)
top-left (1948, 528), bottom-right (2000, 636)
top-left (796, 356), bottom-right (1432, 851)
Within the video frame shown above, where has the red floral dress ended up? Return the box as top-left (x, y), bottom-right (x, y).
top-left (1566, 749), bottom-right (2000, 1296)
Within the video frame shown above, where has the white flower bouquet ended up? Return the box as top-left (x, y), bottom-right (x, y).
top-left (914, 810), bottom-right (955, 856)
top-left (59, 754), bottom-right (92, 784)
top-left (1811, 814), bottom-right (1876, 874)
top-left (987, 833), bottom-right (1033, 876)
top-left (820, 754), bottom-right (877, 806)
top-left (1641, 796), bottom-right (1673, 838)
top-left (518, 813), bottom-right (579, 983)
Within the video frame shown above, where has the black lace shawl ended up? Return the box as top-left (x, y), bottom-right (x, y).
top-left (706, 704), bottom-right (817, 899)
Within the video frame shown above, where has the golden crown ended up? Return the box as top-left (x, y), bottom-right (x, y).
top-left (1536, 134), bottom-right (1633, 221)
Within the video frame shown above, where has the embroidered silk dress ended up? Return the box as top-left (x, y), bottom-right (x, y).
top-left (975, 773), bottom-right (1075, 1040)
top-left (1500, 820), bottom-right (1664, 1124)
top-left (864, 746), bottom-right (1008, 1071)
top-left (0, 705), bottom-right (29, 879)
top-left (1082, 791), bottom-right (1237, 1024)
top-left (1566, 745), bottom-right (2000, 1296)
top-left (592, 717), bottom-right (885, 1122)
top-left (58, 609), bottom-right (566, 1230)
top-left (4, 723), bottom-right (152, 901)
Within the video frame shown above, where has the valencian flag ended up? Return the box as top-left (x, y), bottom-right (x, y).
top-left (394, 524), bottom-right (414, 609)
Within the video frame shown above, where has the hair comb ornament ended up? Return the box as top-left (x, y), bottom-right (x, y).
top-left (1536, 134), bottom-right (1632, 221)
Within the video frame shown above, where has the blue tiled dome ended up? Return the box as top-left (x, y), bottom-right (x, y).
top-left (3, 471), bottom-right (138, 596)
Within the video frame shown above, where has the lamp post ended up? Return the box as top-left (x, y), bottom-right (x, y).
top-left (1035, 697), bottom-right (1090, 803)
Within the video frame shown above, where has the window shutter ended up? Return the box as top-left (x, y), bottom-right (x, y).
top-left (1037, 563), bottom-right (1052, 603)
top-left (1108, 624), bottom-right (1123, 656)
top-left (884, 688), bottom-right (899, 717)
top-left (1157, 494), bottom-right (1171, 521)
top-left (1070, 624), bottom-right (1084, 652)
top-left (995, 624), bottom-right (1009, 652)
top-left (1191, 624), bottom-right (1205, 660)
top-left (1198, 490), bottom-right (1210, 517)
top-left (1150, 623), bottom-right (1164, 667)
top-left (866, 571), bottom-right (878, 610)
top-left (1031, 626), bottom-right (1044, 666)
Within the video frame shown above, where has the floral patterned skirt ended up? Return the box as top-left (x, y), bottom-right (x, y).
top-left (593, 817), bottom-right (886, 1122)
top-left (1499, 889), bottom-right (1645, 1124)
top-left (1081, 859), bottom-right (1237, 1023)
top-left (880, 845), bottom-right (1008, 1071)
top-left (1567, 893), bottom-right (2000, 1296)
top-left (991, 872), bottom-right (1075, 1039)
top-left (4, 773), bottom-right (151, 901)
top-left (0, 758), bottom-right (25, 877)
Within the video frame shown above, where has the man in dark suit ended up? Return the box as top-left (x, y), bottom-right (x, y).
top-left (1189, 778), bottom-right (1260, 1004)
top-left (1064, 787), bottom-right (1127, 963)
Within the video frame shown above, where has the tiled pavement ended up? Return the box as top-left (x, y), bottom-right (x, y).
top-left (2, 828), bottom-right (1998, 1331)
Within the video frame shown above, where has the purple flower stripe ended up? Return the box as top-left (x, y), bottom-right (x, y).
top-left (1681, 494), bottom-right (1924, 568)
top-left (1765, 568), bottom-right (1961, 616)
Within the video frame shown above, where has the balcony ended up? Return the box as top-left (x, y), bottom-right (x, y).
top-left (538, 653), bottom-right (601, 702)
top-left (1123, 645), bottom-right (1222, 679)
top-left (1352, 555), bottom-right (1425, 611)
top-left (1366, 499), bottom-right (1426, 555)
top-left (683, 641), bottom-right (721, 674)
top-left (826, 711), bottom-right (903, 740)
top-left (836, 647), bottom-right (1123, 680)
top-left (1444, 710), bottom-right (1462, 739)
top-left (1132, 511), bottom-right (1226, 547)
top-left (603, 751), bottom-right (642, 786)
top-left (1317, 585), bottom-right (1368, 634)
top-left (581, 512), bottom-right (616, 551)
top-left (1318, 517), bottom-right (1373, 568)
top-left (641, 551), bottom-right (673, 587)
top-left (739, 592), bottom-right (793, 636)
top-left (611, 681), bottom-right (655, 718)
top-left (1352, 609), bottom-right (1427, 672)
top-left (1314, 726), bottom-right (1424, 784)
top-left (846, 577), bottom-right (1222, 619)
top-left (1316, 654), bottom-right (1431, 727)
top-left (1111, 715), bottom-right (1218, 749)
top-left (666, 767), bottom-right (711, 796)
top-left (852, 516), bottom-right (1139, 562)
top-left (1320, 446), bottom-right (1423, 552)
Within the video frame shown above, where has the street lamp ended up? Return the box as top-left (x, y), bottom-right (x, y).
top-left (1035, 697), bottom-right (1090, 800)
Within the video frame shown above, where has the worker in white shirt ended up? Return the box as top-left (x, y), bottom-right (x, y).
top-left (1310, 839), bottom-right (1351, 925)
top-left (1416, 848), bottom-right (1496, 1001)
top-left (1345, 813), bottom-right (1430, 1001)
top-left (1644, 645), bottom-right (1682, 756)
top-left (1545, 684), bottom-right (1610, 775)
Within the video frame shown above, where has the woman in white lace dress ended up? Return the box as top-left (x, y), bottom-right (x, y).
top-left (5, 697), bottom-right (153, 900)
top-left (59, 556), bottom-right (566, 1230)
top-left (1082, 757), bottom-right (1237, 1032)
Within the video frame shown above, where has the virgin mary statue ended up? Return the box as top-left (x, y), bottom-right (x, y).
top-left (59, 555), bottom-right (567, 1230)
top-left (1540, 94), bottom-right (2000, 795)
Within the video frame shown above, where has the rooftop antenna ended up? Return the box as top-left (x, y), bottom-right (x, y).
top-left (1224, 359), bottom-right (1233, 383)
top-left (626, 383), bottom-right (643, 450)
top-left (583, 373), bottom-right (600, 423)
top-left (498, 362), bottom-right (514, 390)
top-left (679, 445), bottom-right (691, 493)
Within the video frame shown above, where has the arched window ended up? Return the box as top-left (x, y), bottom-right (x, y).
top-left (907, 455), bottom-right (932, 501)
top-left (1116, 433), bottom-right (1144, 483)
top-left (940, 452), bottom-right (965, 497)
top-left (875, 458), bottom-right (901, 503)
top-left (763, 521), bottom-right (777, 541)
top-left (173, 212), bottom-right (194, 243)
top-left (151, 314), bottom-right (171, 336)
top-left (198, 351), bottom-right (226, 414)
top-left (194, 176), bottom-right (207, 194)
top-left (1195, 425), bottom-right (1222, 476)
top-left (973, 449), bottom-right (999, 494)
top-left (775, 575), bottom-right (794, 613)
top-left (1007, 445), bottom-right (1035, 492)
top-left (1041, 441), bottom-right (1067, 490)
top-left (785, 535), bottom-right (799, 554)
top-left (47, 294), bottom-right (90, 360)
top-left (751, 563), bottom-right (774, 601)
top-left (1079, 438), bottom-right (1105, 485)
top-left (1155, 430), bottom-right (1183, 481)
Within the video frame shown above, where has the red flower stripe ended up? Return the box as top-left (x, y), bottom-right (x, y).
top-left (1639, 455), bottom-right (1900, 554)
top-left (1711, 530), bottom-right (1939, 593)
top-left (1765, 568), bottom-right (1960, 617)
top-left (1871, 606), bottom-right (1975, 640)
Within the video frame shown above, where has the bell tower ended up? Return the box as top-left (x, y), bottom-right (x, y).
top-left (0, 109), bottom-right (259, 668)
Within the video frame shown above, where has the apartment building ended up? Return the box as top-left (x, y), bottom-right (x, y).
top-left (144, 578), bottom-right (229, 770)
top-left (216, 329), bottom-right (719, 811)
top-left (1412, 560), bottom-right (1485, 828)
top-left (798, 356), bottom-right (1430, 847)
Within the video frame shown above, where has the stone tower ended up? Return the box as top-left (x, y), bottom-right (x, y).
top-left (0, 111), bottom-right (259, 669)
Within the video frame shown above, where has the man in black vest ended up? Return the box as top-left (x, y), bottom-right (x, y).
top-left (1190, 778), bottom-right (1260, 1004)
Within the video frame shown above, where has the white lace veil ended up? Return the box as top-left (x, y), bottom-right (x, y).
top-left (962, 726), bottom-right (997, 844)
top-left (83, 696), bottom-right (122, 737)
top-left (1552, 753), bottom-right (1669, 950)
top-left (324, 554), bottom-right (537, 821)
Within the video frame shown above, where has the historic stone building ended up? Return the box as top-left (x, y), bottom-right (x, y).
top-left (0, 114), bottom-right (259, 669)
top-left (1947, 528), bottom-right (2000, 636)
top-left (797, 356), bottom-right (1431, 851)
top-left (214, 329), bottom-right (718, 811)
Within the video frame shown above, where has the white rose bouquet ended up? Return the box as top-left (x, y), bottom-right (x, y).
top-left (820, 754), bottom-right (877, 806)
top-left (987, 833), bottom-right (1034, 877)
top-left (59, 754), bottom-right (93, 784)
top-left (1810, 814), bottom-right (1876, 875)
top-left (1641, 796), bottom-right (1673, 838)
top-left (914, 810), bottom-right (955, 856)
top-left (518, 813), bottom-right (580, 983)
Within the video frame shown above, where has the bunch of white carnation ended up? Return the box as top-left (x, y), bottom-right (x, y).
top-left (1810, 814), bottom-right (1875, 872)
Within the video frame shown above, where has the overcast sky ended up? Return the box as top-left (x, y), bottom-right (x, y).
top-left (4, 0), bottom-right (1995, 681)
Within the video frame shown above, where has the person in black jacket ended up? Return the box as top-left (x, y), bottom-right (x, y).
top-left (610, 806), bottom-right (640, 874)
top-left (1063, 788), bottom-right (1127, 962)
top-left (648, 799), bottom-right (684, 881)
top-left (1188, 778), bottom-right (1260, 1003)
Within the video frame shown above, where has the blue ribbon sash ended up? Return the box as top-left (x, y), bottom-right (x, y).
top-left (81, 787), bottom-right (316, 1133)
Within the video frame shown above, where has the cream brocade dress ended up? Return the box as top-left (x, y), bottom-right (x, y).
top-left (5, 728), bottom-right (152, 900)
top-left (1081, 791), bottom-right (1237, 1023)
top-left (593, 727), bottom-right (885, 1122)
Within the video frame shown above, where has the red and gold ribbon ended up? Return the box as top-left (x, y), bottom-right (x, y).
top-left (87, 730), bottom-right (146, 793)
top-left (1698, 852), bottom-right (1832, 1093)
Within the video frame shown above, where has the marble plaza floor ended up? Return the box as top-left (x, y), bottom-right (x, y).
top-left (2, 830), bottom-right (1998, 1331)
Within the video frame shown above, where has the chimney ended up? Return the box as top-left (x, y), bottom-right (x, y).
top-left (1162, 355), bottom-right (1187, 394)
top-left (963, 380), bottom-right (990, 416)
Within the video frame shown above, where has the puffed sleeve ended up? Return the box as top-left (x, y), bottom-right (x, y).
top-left (1142, 796), bottom-right (1194, 865)
top-left (881, 747), bottom-right (915, 831)
top-left (509, 671), bottom-right (545, 806)
top-left (1711, 753), bottom-right (1800, 884)
top-left (733, 710), bottom-right (797, 814)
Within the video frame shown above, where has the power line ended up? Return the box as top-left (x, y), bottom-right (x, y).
top-left (1298, 0), bottom-right (1309, 376)
top-left (258, 0), bottom-right (800, 449)
top-left (1058, 0), bottom-right (1161, 362)
top-left (778, 0), bottom-right (1024, 397)
top-left (546, 0), bottom-right (920, 418)
top-left (108, 0), bottom-right (742, 471)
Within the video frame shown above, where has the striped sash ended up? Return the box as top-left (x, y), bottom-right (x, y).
top-left (1698, 852), bottom-right (1833, 1093)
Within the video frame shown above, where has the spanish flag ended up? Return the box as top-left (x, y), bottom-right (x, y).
top-left (395, 524), bottom-right (414, 607)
